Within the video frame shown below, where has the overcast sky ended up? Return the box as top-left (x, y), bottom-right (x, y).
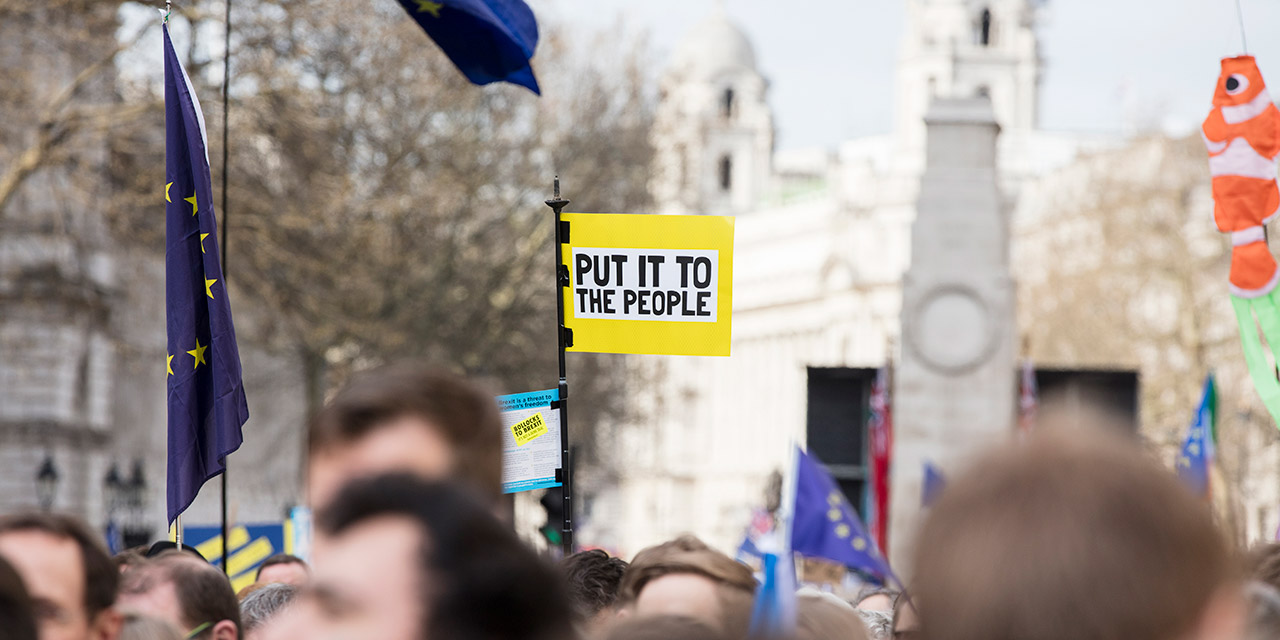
top-left (541, 0), bottom-right (1280, 151)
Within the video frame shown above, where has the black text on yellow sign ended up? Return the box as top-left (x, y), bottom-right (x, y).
top-left (561, 213), bottom-right (734, 356)
top-left (511, 412), bottom-right (549, 447)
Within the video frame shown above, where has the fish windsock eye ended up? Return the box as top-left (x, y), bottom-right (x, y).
top-left (1226, 74), bottom-right (1249, 95)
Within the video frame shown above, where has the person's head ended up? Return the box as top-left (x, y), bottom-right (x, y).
top-left (604, 615), bottom-right (725, 640)
top-left (238, 583), bottom-right (297, 640)
top-left (0, 512), bottom-right (121, 640)
top-left (0, 554), bottom-right (37, 640)
top-left (627, 535), bottom-right (710, 570)
top-left (265, 474), bottom-right (573, 640)
top-left (619, 543), bottom-right (756, 639)
top-left (113, 549), bottom-right (148, 575)
top-left (253, 555), bottom-right (307, 587)
top-left (561, 549), bottom-right (628, 632)
top-left (796, 590), bottom-right (870, 640)
top-left (117, 552), bottom-right (240, 640)
top-left (911, 426), bottom-right (1240, 640)
top-left (853, 586), bottom-right (897, 613)
top-left (117, 613), bottom-right (183, 640)
top-left (307, 363), bottom-right (502, 509)
top-left (892, 597), bottom-right (917, 640)
top-left (1246, 542), bottom-right (1280, 591)
top-left (1243, 581), bottom-right (1280, 640)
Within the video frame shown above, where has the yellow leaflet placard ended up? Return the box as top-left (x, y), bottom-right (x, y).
top-left (511, 412), bottom-right (549, 447)
top-left (562, 213), bottom-right (734, 356)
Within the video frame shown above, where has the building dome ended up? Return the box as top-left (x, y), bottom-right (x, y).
top-left (668, 9), bottom-right (758, 80)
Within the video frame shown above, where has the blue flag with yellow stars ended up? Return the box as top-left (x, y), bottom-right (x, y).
top-left (164, 24), bottom-right (249, 524)
top-left (1177, 374), bottom-right (1216, 499)
top-left (790, 447), bottom-right (898, 586)
top-left (395, 0), bottom-right (540, 94)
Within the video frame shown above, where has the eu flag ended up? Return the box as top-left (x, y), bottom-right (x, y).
top-left (164, 24), bottom-right (249, 524)
top-left (1177, 375), bottom-right (1216, 499)
top-left (395, 0), bottom-right (540, 94)
top-left (922, 460), bottom-right (946, 507)
top-left (790, 447), bottom-right (898, 586)
top-left (746, 534), bottom-right (796, 638)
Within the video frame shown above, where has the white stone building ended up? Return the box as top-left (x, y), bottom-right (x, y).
top-left (581, 0), bottom-right (1170, 567)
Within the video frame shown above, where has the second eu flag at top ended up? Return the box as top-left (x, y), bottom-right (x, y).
top-left (396, 0), bottom-right (541, 94)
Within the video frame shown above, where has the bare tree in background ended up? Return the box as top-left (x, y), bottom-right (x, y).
top-left (103, 0), bottom-right (657, 476)
top-left (1016, 134), bottom-right (1280, 542)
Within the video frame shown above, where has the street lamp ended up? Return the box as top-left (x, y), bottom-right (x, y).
top-left (104, 464), bottom-right (123, 513)
top-left (122, 460), bottom-right (150, 549)
top-left (127, 460), bottom-right (146, 510)
top-left (36, 455), bottom-right (58, 511)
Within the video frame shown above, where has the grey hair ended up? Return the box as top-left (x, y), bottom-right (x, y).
top-left (239, 583), bottom-right (299, 632)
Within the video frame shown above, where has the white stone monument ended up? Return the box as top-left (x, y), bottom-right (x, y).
top-left (891, 96), bottom-right (1016, 575)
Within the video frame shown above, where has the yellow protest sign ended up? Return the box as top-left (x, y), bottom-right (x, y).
top-left (561, 213), bottom-right (734, 356)
top-left (511, 412), bottom-right (549, 447)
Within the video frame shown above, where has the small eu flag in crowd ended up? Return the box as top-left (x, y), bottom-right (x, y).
top-left (395, 0), bottom-right (541, 94)
top-left (164, 24), bottom-right (249, 524)
top-left (922, 461), bottom-right (946, 507)
top-left (1177, 375), bottom-right (1216, 499)
top-left (790, 447), bottom-right (898, 586)
top-left (746, 532), bottom-right (796, 638)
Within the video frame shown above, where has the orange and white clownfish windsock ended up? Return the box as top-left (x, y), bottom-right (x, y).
top-left (1204, 55), bottom-right (1280, 298)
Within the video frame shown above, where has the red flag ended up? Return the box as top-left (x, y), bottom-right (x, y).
top-left (867, 367), bottom-right (892, 556)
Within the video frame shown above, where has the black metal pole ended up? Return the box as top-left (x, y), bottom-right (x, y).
top-left (219, 0), bottom-right (233, 577)
top-left (546, 177), bottom-right (572, 557)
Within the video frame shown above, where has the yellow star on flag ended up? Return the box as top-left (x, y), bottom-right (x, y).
top-left (200, 233), bottom-right (209, 254)
top-left (165, 182), bottom-right (173, 203)
top-left (185, 193), bottom-right (198, 216)
top-left (167, 354), bottom-right (174, 376)
top-left (835, 523), bottom-right (850, 539)
top-left (852, 537), bottom-right (867, 551)
top-left (205, 278), bottom-right (217, 299)
top-left (187, 339), bottom-right (208, 369)
top-left (827, 508), bottom-right (841, 522)
top-left (415, 0), bottom-right (443, 17)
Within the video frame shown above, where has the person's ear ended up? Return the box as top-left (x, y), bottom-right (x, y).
top-left (1192, 585), bottom-right (1245, 640)
top-left (89, 608), bottom-right (122, 640)
top-left (211, 619), bottom-right (239, 640)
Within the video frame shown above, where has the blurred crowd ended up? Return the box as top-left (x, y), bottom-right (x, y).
top-left (1, 362), bottom-right (1277, 640)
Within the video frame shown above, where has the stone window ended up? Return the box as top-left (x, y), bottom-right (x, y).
top-left (718, 155), bottom-right (732, 191)
top-left (722, 87), bottom-right (735, 119)
top-left (978, 8), bottom-right (993, 46)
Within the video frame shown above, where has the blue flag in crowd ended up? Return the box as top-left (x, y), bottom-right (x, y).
top-left (790, 447), bottom-right (898, 586)
top-left (1177, 375), bottom-right (1215, 498)
top-left (164, 25), bottom-right (249, 524)
top-left (747, 534), bottom-right (796, 638)
top-left (396, 0), bottom-right (541, 94)
top-left (922, 461), bottom-right (946, 507)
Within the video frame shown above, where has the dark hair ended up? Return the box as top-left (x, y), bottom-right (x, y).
top-left (561, 549), bottom-right (628, 621)
top-left (318, 473), bottom-right (574, 640)
top-left (912, 426), bottom-right (1233, 640)
top-left (254, 553), bottom-right (306, 582)
top-left (0, 512), bottom-right (117, 618)
top-left (1246, 542), bottom-right (1280, 591)
top-left (122, 553), bottom-right (242, 640)
top-left (309, 362), bottom-right (503, 499)
top-left (0, 555), bottom-right (36, 640)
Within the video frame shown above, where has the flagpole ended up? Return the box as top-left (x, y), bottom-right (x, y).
top-left (545, 177), bottom-right (573, 557)
top-left (218, 0), bottom-right (234, 578)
